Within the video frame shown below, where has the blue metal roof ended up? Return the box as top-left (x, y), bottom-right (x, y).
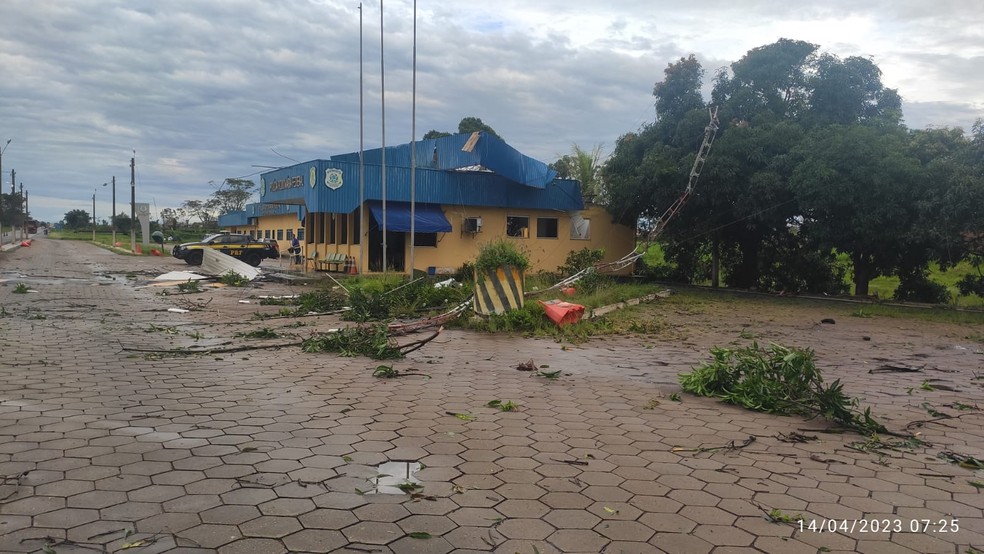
top-left (247, 133), bottom-right (583, 218)
top-left (217, 210), bottom-right (247, 227)
top-left (331, 132), bottom-right (557, 189)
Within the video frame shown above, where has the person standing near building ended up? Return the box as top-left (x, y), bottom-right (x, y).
top-left (290, 235), bottom-right (302, 265)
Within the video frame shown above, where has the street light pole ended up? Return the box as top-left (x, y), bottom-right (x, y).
top-left (92, 188), bottom-right (97, 242)
top-left (111, 176), bottom-right (116, 245)
top-left (0, 139), bottom-right (9, 247)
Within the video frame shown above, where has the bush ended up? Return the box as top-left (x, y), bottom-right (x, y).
top-left (894, 269), bottom-right (951, 304)
top-left (474, 240), bottom-right (529, 274)
top-left (956, 274), bottom-right (984, 297)
top-left (558, 247), bottom-right (604, 276)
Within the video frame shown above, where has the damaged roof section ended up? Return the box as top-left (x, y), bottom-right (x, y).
top-left (332, 132), bottom-right (558, 189)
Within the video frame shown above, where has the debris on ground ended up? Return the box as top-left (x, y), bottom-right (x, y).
top-left (200, 248), bottom-right (261, 281)
top-left (539, 299), bottom-right (585, 326)
top-left (515, 359), bottom-right (537, 371)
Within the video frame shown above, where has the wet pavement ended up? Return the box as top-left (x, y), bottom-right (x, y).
top-left (1, 238), bottom-right (982, 553)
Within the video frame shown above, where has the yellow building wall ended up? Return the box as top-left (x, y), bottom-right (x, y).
top-left (412, 204), bottom-right (635, 274)
top-left (237, 204), bottom-right (635, 274)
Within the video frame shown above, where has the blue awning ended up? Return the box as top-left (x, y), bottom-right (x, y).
top-left (368, 201), bottom-right (452, 233)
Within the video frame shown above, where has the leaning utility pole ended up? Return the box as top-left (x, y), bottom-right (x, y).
top-left (130, 154), bottom-right (136, 252)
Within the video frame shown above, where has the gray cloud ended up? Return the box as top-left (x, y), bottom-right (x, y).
top-left (1, 0), bottom-right (980, 224)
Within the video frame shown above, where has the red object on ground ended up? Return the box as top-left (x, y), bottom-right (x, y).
top-left (20, 240), bottom-right (31, 247)
top-left (114, 241), bottom-right (122, 247)
top-left (561, 287), bottom-right (576, 296)
top-left (150, 249), bottom-right (162, 256)
top-left (538, 299), bottom-right (586, 327)
top-left (135, 244), bottom-right (142, 254)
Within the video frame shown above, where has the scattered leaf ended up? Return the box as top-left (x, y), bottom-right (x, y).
top-left (342, 455), bottom-right (353, 462)
top-left (408, 532), bottom-right (432, 539)
top-left (240, 447), bottom-right (258, 453)
top-left (603, 506), bottom-right (618, 514)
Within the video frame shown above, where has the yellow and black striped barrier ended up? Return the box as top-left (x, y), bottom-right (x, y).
top-left (474, 266), bottom-right (525, 315)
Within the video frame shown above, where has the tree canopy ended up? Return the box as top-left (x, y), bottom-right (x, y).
top-left (601, 38), bottom-right (983, 300)
top-left (423, 117), bottom-right (501, 140)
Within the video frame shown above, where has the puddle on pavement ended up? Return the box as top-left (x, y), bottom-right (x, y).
top-left (371, 461), bottom-right (422, 494)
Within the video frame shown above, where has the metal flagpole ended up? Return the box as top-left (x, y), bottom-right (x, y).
top-left (380, 0), bottom-right (387, 276)
top-left (358, 2), bottom-right (365, 275)
top-left (130, 152), bottom-right (136, 252)
top-left (409, 0), bottom-right (417, 277)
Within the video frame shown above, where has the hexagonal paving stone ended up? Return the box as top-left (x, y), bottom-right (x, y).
top-left (136, 511), bottom-right (202, 534)
top-left (34, 508), bottom-right (100, 529)
top-left (547, 529), bottom-right (610, 552)
top-left (67, 490), bottom-right (127, 509)
top-left (200, 505), bottom-right (261, 525)
top-left (343, 521), bottom-right (403, 545)
top-left (178, 523), bottom-right (243, 549)
top-left (354, 502), bottom-right (412, 523)
top-left (396, 514), bottom-right (458, 536)
top-left (496, 518), bottom-right (555, 540)
top-left (283, 529), bottom-right (347, 553)
top-left (386, 534), bottom-right (454, 554)
top-left (239, 515), bottom-right (303, 538)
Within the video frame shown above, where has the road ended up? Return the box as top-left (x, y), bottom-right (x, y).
top-left (0, 237), bottom-right (981, 553)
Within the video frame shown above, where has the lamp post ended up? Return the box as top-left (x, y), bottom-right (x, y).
top-left (92, 188), bottom-right (97, 242)
top-left (103, 180), bottom-right (114, 244)
top-left (0, 139), bottom-right (10, 246)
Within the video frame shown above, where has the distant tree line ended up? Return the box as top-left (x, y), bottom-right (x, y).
top-left (600, 38), bottom-right (984, 302)
top-left (62, 178), bottom-right (256, 236)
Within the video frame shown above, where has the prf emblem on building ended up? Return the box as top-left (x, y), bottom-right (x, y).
top-left (260, 177), bottom-right (266, 197)
top-left (326, 168), bottom-right (343, 190)
top-left (309, 166), bottom-right (317, 188)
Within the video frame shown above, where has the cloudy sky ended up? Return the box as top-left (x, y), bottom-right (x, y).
top-left (1, 0), bottom-right (981, 225)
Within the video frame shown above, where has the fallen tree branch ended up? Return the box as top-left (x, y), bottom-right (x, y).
top-left (120, 341), bottom-right (304, 356)
top-left (398, 327), bottom-right (443, 355)
top-left (672, 436), bottom-right (756, 455)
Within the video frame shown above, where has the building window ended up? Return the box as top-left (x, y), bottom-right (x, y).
top-left (287, 229), bottom-right (294, 240)
top-left (506, 216), bottom-right (529, 238)
top-left (414, 233), bottom-right (437, 247)
top-left (249, 230), bottom-right (255, 239)
top-left (264, 229), bottom-right (271, 239)
top-left (339, 214), bottom-right (348, 244)
top-left (297, 228), bottom-right (305, 241)
top-left (328, 214), bottom-right (337, 244)
top-left (315, 213), bottom-right (324, 243)
top-left (277, 229), bottom-right (284, 241)
top-left (571, 217), bottom-right (591, 240)
top-left (536, 217), bottom-right (558, 239)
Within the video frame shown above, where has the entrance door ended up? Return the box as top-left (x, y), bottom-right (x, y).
top-left (368, 226), bottom-right (405, 272)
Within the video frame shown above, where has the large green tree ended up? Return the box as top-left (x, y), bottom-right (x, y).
top-left (63, 209), bottom-right (90, 230)
top-left (791, 124), bottom-right (923, 296)
top-left (211, 178), bottom-right (255, 214)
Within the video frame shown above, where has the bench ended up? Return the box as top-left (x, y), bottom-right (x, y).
top-left (322, 252), bottom-right (347, 272)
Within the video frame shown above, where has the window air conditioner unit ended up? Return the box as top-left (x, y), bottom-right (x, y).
top-left (463, 217), bottom-right (483, 233)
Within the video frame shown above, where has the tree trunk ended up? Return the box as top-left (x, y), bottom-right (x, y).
top-left (711, 238), bottom-right (720, 288)
top-left (852, 252), bottom-right (872, 297)
top-left (730, 239), bottom-right (759, 289)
